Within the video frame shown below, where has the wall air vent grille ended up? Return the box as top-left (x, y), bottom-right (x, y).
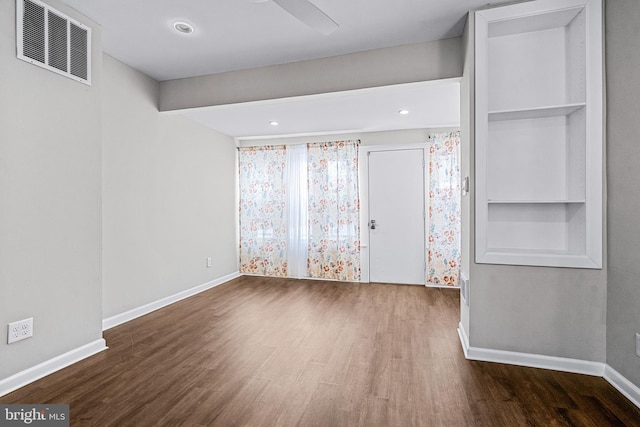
top-left (22, 0), bottom-right (45, 63)
top-left (16, 0), bottom-right (91, 85)
top-left (47, 10), bottom-right (67, 72)
top-left (69, 23), bottom-right (88, 80)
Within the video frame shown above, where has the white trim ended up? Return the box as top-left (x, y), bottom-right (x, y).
top-left (457, 323), bottom-right (605, 376)
top-left (458, 322), bottom-right (471, 359)
top-left (102, 271), bottom-right (241, 330)
top-left (0, 338), bottom-right (107, 397)
top-left (604, 365), bottom-right (640, 409)
top-left (425, 284), bottom-right (461, 289)
top-left (241, 272), bottom-right (362, 283)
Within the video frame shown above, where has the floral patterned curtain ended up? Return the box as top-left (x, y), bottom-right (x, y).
top-left (238, 146), bottom-right (288, 276)
top-left (426, 132), bottom-right (461, 287)
top-left (307, 141), bottom-right (361, 281)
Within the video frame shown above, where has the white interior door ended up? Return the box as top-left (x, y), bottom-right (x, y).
top-left (368, 149), bottom-right (425, 285)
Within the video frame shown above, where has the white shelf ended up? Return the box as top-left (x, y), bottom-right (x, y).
top-left (487, 247), bottom-right (580, 256)
top-left (479, 251), bottom-right (601, 269)
top-left (474, 0), bottom-right (603, 269)
top-left (487, 200), bottom-right (585, 204)
top-left (488, 103), bottom-right (585, 122)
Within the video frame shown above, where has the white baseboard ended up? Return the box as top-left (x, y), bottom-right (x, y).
top-left (0, 339), bottom-right (107, 398)
top-left (457, 323), bottom-right (605, 377)
top-left (425, 284), bottom-right (461, 289)
top-left (457, 322), bottom-right (471, 358)
top-left (241, 272), bottom-right (364, 283)
top-left (457, 323), bottom-right (640, 410)
top-left (102, 271), bottom-right (241, 330)
top-left (604, 364), bottom-right (640, 409)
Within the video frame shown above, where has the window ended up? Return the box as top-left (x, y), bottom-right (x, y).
top-left (238, 141), bottom-right (361, 281)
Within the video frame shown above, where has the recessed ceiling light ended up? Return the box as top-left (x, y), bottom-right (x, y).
top-left (173, 21), bottom-right (194, 34)
top-left (398, 109), bottom-right (410, 115)
top-left (269, 121), bottom-right (279, 126)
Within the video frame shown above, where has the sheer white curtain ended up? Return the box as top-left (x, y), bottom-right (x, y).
top-left (306, 141), bottom-right (360, 281)
top-left (426, 131), bottom-right (461, 287)
top-left (238, 141), bottom-right (360, 281)
top-left (238, 146), bottom-right (288, 276)
top-left (285, 144), bottom-right (308, 278)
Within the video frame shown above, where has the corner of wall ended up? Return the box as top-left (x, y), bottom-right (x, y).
top-left (0, 0), bottom-right (104, 382)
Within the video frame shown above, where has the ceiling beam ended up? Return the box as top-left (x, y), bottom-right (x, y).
top-left (158, 38), bottom-right (463, 112)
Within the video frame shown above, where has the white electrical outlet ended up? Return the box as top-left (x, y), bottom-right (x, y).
top-left (636, 333), bottom-right (640, 357)
top-left (206, 257), bottom-right (212, 268)
top-left (7, 317), bottom-right (33, 344)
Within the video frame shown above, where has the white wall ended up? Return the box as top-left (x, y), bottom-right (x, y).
top-left (102, 55), bottom-right (238, 319)
top-left (470, 265), bottom-right (606, 361)
top-left (605, 0), bottom-right (640, 387)
top-left (0, 0), bottom-right (103, 379)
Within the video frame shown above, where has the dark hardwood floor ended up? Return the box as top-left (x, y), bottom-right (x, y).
top-left (2, 276), bottom-right (639, 426)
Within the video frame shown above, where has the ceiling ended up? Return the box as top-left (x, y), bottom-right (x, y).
top-left (60, 0), bottom-right (509, 81)
top-left (60, 0), bottom-right (509, 139)
top-left (181, 80), bottom-right (461, 140)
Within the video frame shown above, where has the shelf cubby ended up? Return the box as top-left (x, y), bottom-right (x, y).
top-left (474, 0), bottom-right (603, 269)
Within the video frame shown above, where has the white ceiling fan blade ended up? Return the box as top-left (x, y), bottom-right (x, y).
top-left (272, 0), bottom-right (339, 35)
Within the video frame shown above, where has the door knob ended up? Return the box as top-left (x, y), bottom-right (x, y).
top-left (370, 219), bottom-right (376, 230)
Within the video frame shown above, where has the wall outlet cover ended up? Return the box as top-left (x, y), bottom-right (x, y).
top-left (8, 318), bottom-right (33, 344)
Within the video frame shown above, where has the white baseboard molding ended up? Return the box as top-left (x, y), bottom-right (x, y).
top-left (604, 364), bottom-right (640, 409)
top-left (102, 271), bottom-right (241, 331)
top-left (241, 272), bottom-right (363, 283)
top-left (425, 284), bottom-right (461, 289)
top-left (458, 323), bottom-right (640, 409)
top-left (0, 338), bottom-right (107, 398)
top-left (457, 322), bottom-right (471, 358)
top-left (457, 323), bottom-right (605, 377)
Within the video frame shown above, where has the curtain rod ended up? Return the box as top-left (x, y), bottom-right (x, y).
top-left (237, 139), bottom-right (361, 150)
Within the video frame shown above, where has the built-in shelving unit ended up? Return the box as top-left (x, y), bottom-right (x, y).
top-left (475, 0), bottom-right (603, 269)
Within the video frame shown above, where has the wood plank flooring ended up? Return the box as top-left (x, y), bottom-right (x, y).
top-left (2, 276), bottom-right (640, 426)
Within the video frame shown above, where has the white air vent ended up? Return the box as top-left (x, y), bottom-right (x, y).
top-left (16, 0), bottom-right (91, 85)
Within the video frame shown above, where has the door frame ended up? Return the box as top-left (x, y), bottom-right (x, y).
top-left (359, 143), bottom-right (428, 283)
